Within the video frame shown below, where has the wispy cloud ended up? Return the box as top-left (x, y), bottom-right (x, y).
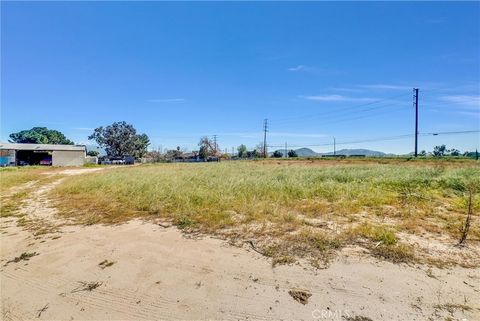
top-left (74, 127), bottom-right (94, 131)
top-left (460, 111), bottom-right (480, 118)
top-left (329, 87), bottom-right (364, 93)
top-left (287, 65), bottom-right (309, 72)
top-left (358, 84), bottom-right (412, 90)
top-left (147, 98), bottom-right (186, 103)
top-left (302, 94), bottom-right (377, 103)
top-left (288, 65), bottom-right (345, 75)
top-left (440, 95), bottom-right (480, 108)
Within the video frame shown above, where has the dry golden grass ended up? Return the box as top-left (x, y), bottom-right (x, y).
top-left (47, 160), bottom-right (480, 266)
top-left (0, 166), bottom-right (49, 192)
top-left (0, 166), bottom-right (65, 218)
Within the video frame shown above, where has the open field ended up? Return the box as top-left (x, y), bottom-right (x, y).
top-left (51, 159), bottom-right (480, 267)
top-left (1, 160), bottom-right (480, 320)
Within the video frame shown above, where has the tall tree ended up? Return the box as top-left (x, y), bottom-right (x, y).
top-left (9, 127), bottom-right (74, 145)
top-left (198, 136), bottom-right (218, 158)
top-left (288, 150), bottom-right (298, 158)
top-left (86, 150), bottom-right (99, 157)
top-left (88, 121), bottom-right (150, 158)
top-left (272, 150), bottom-right (283, 158)
top-left (433, 145), bottom-right (447, 157)
top-left (237, 144), bottom-right (247, 158)
top-left (449, 149), bottom-right (461, 156)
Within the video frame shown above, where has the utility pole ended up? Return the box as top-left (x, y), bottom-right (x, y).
top-left (285, 142), bottom-right (288, 158)
top-left (333, 137), bottom-right (336, 156)
top-left (263, 119), bottom-right (268, 158)
top-left (213, 134), bottom-right (217, 154)
top-left (413, 88), bottom-right (419, 157)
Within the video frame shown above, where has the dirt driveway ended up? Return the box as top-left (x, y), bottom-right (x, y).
top-left (1, 168), bottom-right (479, 321)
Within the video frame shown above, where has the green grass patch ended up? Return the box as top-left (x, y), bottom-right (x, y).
top-left (49, 160), bottom-right (479, 266)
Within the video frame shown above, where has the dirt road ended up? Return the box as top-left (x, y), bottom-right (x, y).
top-left (1, 168), bottom-right (479, 320)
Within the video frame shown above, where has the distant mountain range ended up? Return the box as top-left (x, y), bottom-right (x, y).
top-left (274, 147), bottom-right (391, 157)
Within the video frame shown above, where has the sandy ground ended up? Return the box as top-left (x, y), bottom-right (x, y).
top-left (1, 168), bottom-right (479, 321)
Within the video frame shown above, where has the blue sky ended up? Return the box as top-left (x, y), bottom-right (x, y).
top-left (1, 2), bottom-right (479, 154)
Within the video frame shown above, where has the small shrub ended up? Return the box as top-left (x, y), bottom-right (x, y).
top-left (176, 215), bottom-right (194, 229)
top-left (356, 224), bottom-right (398, 245)
top-left (371, 243), bottom-right (415, 263)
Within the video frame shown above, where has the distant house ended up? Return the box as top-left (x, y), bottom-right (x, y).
top-left (0, 143), bottom-right (86, 166)
top-left (174, 151), bottom-right (201, 162)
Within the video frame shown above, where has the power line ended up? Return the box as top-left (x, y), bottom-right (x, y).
top-left (272, 104), bottom-right (408, 130)
top-left (270, 92), bottom-right (410, 125)
top-left (414, 88), bottom-right (419, 157)
top-left (267, 130), bottom-right (480, 148)
top-left (270, 102), bottom-right (410, 130)
top-left (423, 130), bottom-right (480, 136)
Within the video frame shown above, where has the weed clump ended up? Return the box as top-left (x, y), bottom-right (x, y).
top-left (98, 260), bottom-right (116, 269)
top-left (71, 281), bottom-right (103, 293)
top-left (355, 223), bottom-right (398, 245)
top-left (5, 252), bottom-right (39, 265)
top-left (370, 243), bottom-right (415, 263)
top-left (288, 289), bottom-right (312, 305)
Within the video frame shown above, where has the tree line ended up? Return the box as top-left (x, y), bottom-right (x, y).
top-left (8, 122), bottom-right (150, 159)
top-left (7, 123), bottom-right (478, 160)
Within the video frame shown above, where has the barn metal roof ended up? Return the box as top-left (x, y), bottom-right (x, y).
top-left (0, 143), bottom-right (86, 151)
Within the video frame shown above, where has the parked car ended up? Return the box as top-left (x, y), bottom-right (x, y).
top-left (100, 156), bottom-right (135, 165)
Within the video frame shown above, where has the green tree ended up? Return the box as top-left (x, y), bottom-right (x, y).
top-left (86, 150), bottom-right (99, 157)
top-left (288, 149), bottom-right (298, 158)
top-left (198, 136), bottom-right (218, 157)
top-left (9, 127), bottom-right (74, 145)
top-left (272, 150), bottom-right (283, 158)
top-left (237, 144), bottom-right (247, 158)
top-left (433, 145), bottom-right (447, 157)
top-left (88, 121), bottom-right (150, 158)
top-left (246, 150), bottom-right (258, 158)
top-left (134, 133), bottom-right (150, 158)
top-left (449, 149), bottom-right (461, 156)
top-left (199, 146), bottom-right (208, 160)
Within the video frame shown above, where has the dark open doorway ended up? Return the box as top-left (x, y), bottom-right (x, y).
top-left (16, 150), bottom-right (52, 166)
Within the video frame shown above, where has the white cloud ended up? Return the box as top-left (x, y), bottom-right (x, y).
top-left (147, 98), bottom-right (186, 103)
top-left (288, 65), bottom-right (308, 72)
top-left (440, 95), bottom-right (480, 108)
top-left (74, 127), bottom-right (94, 131)
top-left (329, 87), bottom-right (364, 93)
top-left (302, 94), bottom-right (377, 103)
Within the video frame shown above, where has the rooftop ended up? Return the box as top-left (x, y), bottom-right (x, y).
top-left (0, 143), bottom-right (86, 151)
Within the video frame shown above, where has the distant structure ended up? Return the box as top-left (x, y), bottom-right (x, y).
top-left (0, 143), bottom-right (86, 166)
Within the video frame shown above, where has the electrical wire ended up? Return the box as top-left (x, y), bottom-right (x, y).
top-left (270, 92), bottom-right (411, 125)
top-left (267, 130), bottom-right (479, 148)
